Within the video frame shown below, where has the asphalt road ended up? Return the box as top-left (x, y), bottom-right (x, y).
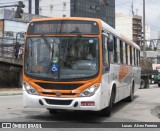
top-left (0, 84), bottom-right (160, 126)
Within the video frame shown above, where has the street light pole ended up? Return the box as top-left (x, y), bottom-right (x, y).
top-left (143, 0), bottom-right (146, 59)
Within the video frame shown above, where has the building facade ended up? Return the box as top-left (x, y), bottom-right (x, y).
top-left (0, 9), bottom-right (45, 44)
top-left (0, 0), bottom-right (115, 42)
top-left (22, 0), bottom-right (115, 28)
top-left (116, 13), bottom-right (142, 45)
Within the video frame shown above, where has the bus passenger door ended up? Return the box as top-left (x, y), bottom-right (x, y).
top-left (101, 33), bottom-right (114, 106)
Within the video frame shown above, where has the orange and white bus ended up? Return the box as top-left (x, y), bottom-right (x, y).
top-left (23, 17), bottom-right (141, 116)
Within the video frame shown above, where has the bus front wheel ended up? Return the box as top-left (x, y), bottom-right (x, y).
top-left (100, 90), bottom-right (115, 117)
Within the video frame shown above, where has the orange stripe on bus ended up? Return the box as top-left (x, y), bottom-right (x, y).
top-left (118, 65), bottom-right (132, 81)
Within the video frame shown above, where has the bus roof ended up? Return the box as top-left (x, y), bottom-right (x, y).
top-left (101, 20), bottom-right (140, 50)
top-left (30, 17), bottom-right (101, 22)
top-left (30, 17), bottom-right (140, 50)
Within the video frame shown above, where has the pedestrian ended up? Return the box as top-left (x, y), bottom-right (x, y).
top-left (18, 45), bottom-right (24, 59)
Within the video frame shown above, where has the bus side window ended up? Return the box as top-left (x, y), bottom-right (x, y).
top-left (120, 40), bottom-right (123, 64)
top-left (117, 39), bottom-right (120, 64)
top-left (130, 46), bottom-right (132, 65)
top-left (132, 47), bottom-right (135, 65)
top-left (138, 50), bottom-right (140, 66)
top-left (136, 49), bottom-right (139, 66)
top-left (113, 36), bottom-right (117, 63)
top-left (134, 48), bottom-right (137, 66)
top-left (123, 42), bottom-right (126, 65)
top-left (128, 45), bottom-right (130, 65)
top-left (108, 34), bottom-right (114, 64)
top-left (125, 43), bottom-right (128, 65)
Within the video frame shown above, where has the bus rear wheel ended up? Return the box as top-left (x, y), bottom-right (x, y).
top-left (100, 90), bottom-right (115, 117)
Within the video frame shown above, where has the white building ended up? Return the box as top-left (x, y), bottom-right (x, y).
top-left (0, 0), bottom-right (70, 17)
top-left (23, 0), bottom-right (71, 17)
top-left (0, 9), bottom-right (45, 44)
top-left (116, 13), bottom-right (142, 45)
top-left (1, 0), bottom-right (116, 27)
top-left (116, 13), bottom-right (133, 40)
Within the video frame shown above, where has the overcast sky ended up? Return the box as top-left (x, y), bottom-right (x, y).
top-left (116, 0), bottom-right (160, 39)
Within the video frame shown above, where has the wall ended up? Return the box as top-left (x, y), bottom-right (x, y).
top-left (0, 62), bottom-right (22, 87)
top-left (39, 0), bottom-right (71, 17)
top-left (116, 14), bottom-right (133, 40)
top-left (4, 20), bottom-right (27, 38)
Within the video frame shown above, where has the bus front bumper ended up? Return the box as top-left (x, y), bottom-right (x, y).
top-left (23, 90), bottom-right (103, 111)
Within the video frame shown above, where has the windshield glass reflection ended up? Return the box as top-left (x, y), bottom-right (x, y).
top-left (24, 36), bottom-right (99, 80)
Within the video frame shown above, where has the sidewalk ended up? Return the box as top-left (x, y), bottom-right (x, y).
top-left (0, 88), bottom-right (22, 96)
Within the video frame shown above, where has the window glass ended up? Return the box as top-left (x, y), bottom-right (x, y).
top-left (109, 34), bottom-right (114, 63)
top-left (130, 46), bottom-right (132, 65)
top-left (120, 40), bottom-right (123, 64)
top-left (25, 36), bottom-right (99, 80)
top-left (113, 36), bottom-right (117, 63)
top-left (117, 39), bottom-right (120, 64)
top-left (128, 46), bottom-right (130, 65)
top-left (102, 35), bottom-right (109, 65)
top-left (123, 42), bottom-right (126, 64)
top-left (132, 47), bottom-right (134, 65)
top-left (125, 43), bottom-right (128, 65)
top-left (136, 50), bottom-right (139, 66)
top-left (102, 34), bottom-right (109, 73)
top-left (28, 20), bottom-right (99, 35)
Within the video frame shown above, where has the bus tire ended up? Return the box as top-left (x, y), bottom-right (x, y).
top-left (158, 83), bottom-right (160, 87)
top-left (100, 89), bottom-right (115, 117)
top-left (126, 83), bottom-right (134, 102)
top-left (47, 109), bottom-right (58, 114)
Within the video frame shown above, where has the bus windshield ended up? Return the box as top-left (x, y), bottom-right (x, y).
top-left (24, 36), bottom-right (99, 80)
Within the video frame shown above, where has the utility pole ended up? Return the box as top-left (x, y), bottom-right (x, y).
top-left (143, 0), bottom-right (146, 59)
top-left (29, 0), bottom-right (32, 14)
top-left (35, 0), bottom-right (39, 15)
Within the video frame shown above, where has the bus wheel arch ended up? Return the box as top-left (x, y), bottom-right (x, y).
top-left (111, 83), bottom-right (116, 104)
top-left (126, 80), bottom-right (135, 102)
top-left (100, 83), bottom-right (116, 117)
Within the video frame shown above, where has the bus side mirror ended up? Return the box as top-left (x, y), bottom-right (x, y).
top-left (107, 35), bottom-right (113, 51)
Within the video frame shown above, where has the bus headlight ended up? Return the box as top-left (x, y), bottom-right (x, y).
top-left (79, 83), bottom-right (100, 97)
top-left (23, 81), bottom-right (38, 95)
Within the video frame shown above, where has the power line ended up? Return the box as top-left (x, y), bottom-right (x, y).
top-left (116, 0), bottom-right (135, 6)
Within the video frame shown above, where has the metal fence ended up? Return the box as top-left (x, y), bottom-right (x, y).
top-left (0, 37), bottom-right (24, 58)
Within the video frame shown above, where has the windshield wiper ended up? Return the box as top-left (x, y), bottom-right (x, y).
top-left (41, 34), bottom-right (52, 51)
top-left (70, 34), bottom-right (81, 44)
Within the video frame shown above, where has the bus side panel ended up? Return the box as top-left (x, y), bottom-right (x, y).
top-left (109, 64), bottom-right (124, 103)
top-left (133, 66), bottom-right (141, 91)
top-left (101, 72), bottom-right (111, 109)
top-left (101, 64), bottom-right (120, 108)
